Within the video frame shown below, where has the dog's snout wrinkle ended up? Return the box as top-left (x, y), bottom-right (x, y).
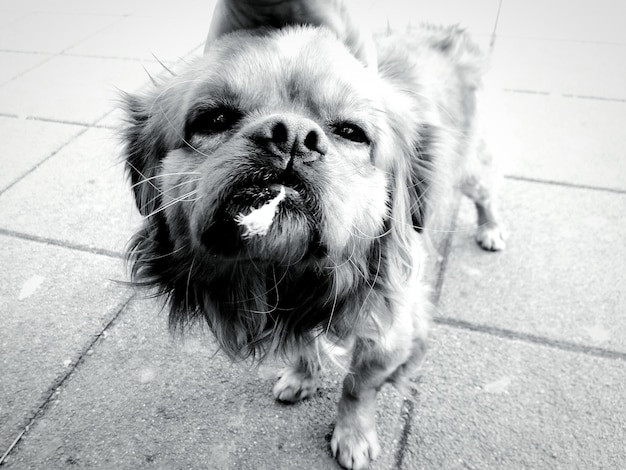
top-left (255, 115), bottom-right (328, 168)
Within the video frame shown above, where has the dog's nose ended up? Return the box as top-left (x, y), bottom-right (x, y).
top-left (253, 115), bottom-right (328, 168)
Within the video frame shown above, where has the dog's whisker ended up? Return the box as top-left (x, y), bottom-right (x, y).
top-left (232, 264), bottom-right (291, 306)
top-left (145, 190), bottom-right (201, 218)
top-left (324, 264), bottom-right (342, 337)
top-left (129, 172), bottom-right (202, 189)
top-left (346, 256), bottom-right (376, 290)
top-left (185, 255), bottom-right (196, 314)
top-left (140, 181), bottom-right (201, 212)
top-left (137, 179), bottom-right (204, 212)
top-left (126, 160), bottom-right (162, 201)
top-left (243, 268), bottom-right (286, 315)
top-left (324, 243), bottom-right (359, 271)
top-left (128, 244), bottom-right (187, 262)
top-left (142, 65), bottom-right (159, 87)
top-left (147, 178), bottom-right (203, 200)
top-left (384, 212), bottom-right (476, 235)
top-left (348, 225), bottom-right (392, 241)
top-left (356, 239), bottom-right (383, 322)
top-left (151, 53), bottom-right (176, 77)
top-left (160, 191), bottom-right (201, 207)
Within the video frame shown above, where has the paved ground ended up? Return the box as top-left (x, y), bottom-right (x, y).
top-left (1, 0), bottom-right (625, 468)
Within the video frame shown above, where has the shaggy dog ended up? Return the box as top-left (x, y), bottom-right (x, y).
top-left (123, 22), bottom-right (505, 470)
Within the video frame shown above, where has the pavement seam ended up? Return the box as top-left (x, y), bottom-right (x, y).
top-left (0, 228), bottom-right (124, 259)
top-left (433, 316), bottom-right (626, 362)
top-left (0, 12), bottom-right (29, 29)
top-left (503, 174), bottom-right (626, 195)
top-left (59, 50), bottom-right (188, 63)
top-left (561, 93), bottom-right (626, 103)
top-left (0, 48), bottom-right (52, 55)
top-left (0, 293), bottom-right (137, 466)
top-left (0, 125), bottom-right (90, 197)
top-left (59, 52), bottom-right (165, 62)
top-left (432, 197), bottom-right (462, 305)
top-left (0, 52), bottom-right (55, 87)
top-left (55, 14), bottom-right (129, 58)
top-left (0, 114), bottom-right (100, 129)
top-left (0, 14), bottom-right (128, 89)
top-left (501, 88), bottom-right (625, 103)
top-left (394, 196), bottom-right (462, 469)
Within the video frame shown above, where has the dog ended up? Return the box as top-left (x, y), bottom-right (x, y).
top-left (122, 21), bottom-right (506, 470)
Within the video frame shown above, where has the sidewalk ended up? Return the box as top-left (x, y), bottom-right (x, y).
top-left (1, 0), bottom-right (624, 468)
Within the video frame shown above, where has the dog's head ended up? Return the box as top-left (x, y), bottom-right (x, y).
top-left (123, 27), bottom-right (433, 358)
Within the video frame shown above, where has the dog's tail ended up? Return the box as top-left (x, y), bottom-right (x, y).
top-left (421, 23), bottom-right (486, 88)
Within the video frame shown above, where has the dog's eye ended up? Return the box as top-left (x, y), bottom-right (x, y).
top-left (187, 107), bottom-right (242, 136)
top-left (332, 122), bottom-right (370, 145)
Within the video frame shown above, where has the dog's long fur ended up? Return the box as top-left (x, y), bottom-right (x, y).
top-left (123, 24), bottom-right (504, 470)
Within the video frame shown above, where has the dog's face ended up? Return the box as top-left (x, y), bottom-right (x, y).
top-left (127, 28), bottom-right (415, 267)
top-left (125, 27), bottom-right (427, 357)
top-left (173, 37), bottom-right (389, 266)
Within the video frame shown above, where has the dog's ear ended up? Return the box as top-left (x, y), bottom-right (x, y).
top-left (376, 103), bottom-right (440, 237)
top-left (122, 91), bottom-right (168, 216)
top-left (405, 124), bottom-right (439, 232)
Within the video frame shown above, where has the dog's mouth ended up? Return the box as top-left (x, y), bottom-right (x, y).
top-left (199, 179), bottom-right (319, 262)
top-left (229, 183), bottom-right (301, 212)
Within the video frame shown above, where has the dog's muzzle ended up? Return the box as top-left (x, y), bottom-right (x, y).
top-left (198, 114), bottom-right (325, 262)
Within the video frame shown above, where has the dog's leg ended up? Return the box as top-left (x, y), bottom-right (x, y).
top-left (473, 196), bottom-right (506, 251)
top-left (273, 352), bottom-right (320, 403)
top-left (331, 337), bottom-right (423, 470)
top-left (460, 138), bottom-right (507, 251)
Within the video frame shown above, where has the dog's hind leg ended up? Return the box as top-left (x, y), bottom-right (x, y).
top-left (273, 349), bottom-right (320, 403)
top-left (473, 195), bottom-right (506, 251)
top-left (459, 137), bottom-right (507, 251)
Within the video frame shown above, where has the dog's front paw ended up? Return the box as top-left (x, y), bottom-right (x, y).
top-left (330, 423), bottom-right (380, 470)
top-left (272, 368), bottom-right (318, 403)
top-left (476, 223), bottom-right (507, 251)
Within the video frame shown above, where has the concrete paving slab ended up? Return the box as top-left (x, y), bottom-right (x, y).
top-left (489, 37), bottom-right (626, 101)
top-left (496, 0), bottom-right (626, 44)
top-left (0, 127), bottom-right (141, 255)
top-left (483, 92), bottom-right (626, 191)
top-left (0, 116), bottom-right (85, 192)
top-left (0, 51), bottom-right (51, 86)
top-left (0, 12), bottom-right (121, 54)
top-left (401, 324), bottom-right (626, 469)
top-left (0, 1), bottom-right (49, 16)
top-left (124, 0), bottom-right (217, 19)
top-left (66, 15), bottom-right (206, 61)
top-left (0, 54), bottom-right (160, 124)
top-left (2, 296), bottom-right (406, 469)
top-left (439, 179), bottom-right (626, 353)
top-left (0, 235), bottom-right (132, 455)
top-left (32, 0), bottom-right (142, 16)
